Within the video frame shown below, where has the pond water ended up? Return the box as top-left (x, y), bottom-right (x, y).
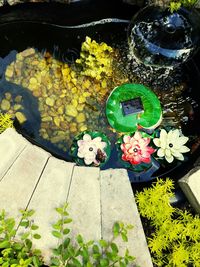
top-left (0, 17), bottom-right (200, 182)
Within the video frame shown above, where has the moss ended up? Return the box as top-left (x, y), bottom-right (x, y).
top-left (76, 36), bottom-right (113, 80)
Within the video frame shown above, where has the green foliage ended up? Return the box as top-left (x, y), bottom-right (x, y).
top-left (75, 36), bottom-right (113, 80)
top-left (0, 113), bottom-right (13, 134)
top-left (136, 178), bottom-right (200, 267)
top-left (169, 0), bottom-right (198, 12)
top-left (0, 205), bottom-right (137, 267)
top-left (50, 203), bottom-right (136, 267)
top-left (0, 209), bottom-right (43, 267)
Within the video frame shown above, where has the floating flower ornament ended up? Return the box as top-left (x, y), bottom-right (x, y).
top-left (70, 131), bottom-right (111, 167)
top-left (153, 129), bottom-right (190, 163)
top-left (121, 132), bottom-right (155, 165)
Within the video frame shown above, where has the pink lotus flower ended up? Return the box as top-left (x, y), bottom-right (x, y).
top-left (121, 132), bottom-right (155, 165)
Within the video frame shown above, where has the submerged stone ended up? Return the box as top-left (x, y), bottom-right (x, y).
top-left (15, 112), bottom-right (27, 124)
top-left (1, 99), bottom-right (11, 111)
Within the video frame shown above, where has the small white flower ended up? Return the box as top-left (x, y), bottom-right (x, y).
top-left (77, 134), bottom-right (107, 165)
top-left (153, 129), bottom-right (190, 163)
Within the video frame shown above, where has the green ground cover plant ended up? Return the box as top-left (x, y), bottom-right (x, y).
top-left (0, 204), bottom-right (137, 267)
top-left (169, 0), bottom-right (198, 12)
top-left (0, 113), bottom-right (13, 134)
top-left (136, 179), bottom-right (200, 267)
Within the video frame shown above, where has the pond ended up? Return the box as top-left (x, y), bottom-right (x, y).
top-left (0, 0), bottom-right (200, 183)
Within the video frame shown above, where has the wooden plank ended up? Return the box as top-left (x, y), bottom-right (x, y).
top-left (67, 166), bottom-right (101, 241)
top-left (0, 128), bottom-right (28, 180)
top-left (100, 169), bottom-right (153, 267)
top-left (0, 144), bottom-right (50, 223)
top-left (23, 157), bottom-right (75, 263)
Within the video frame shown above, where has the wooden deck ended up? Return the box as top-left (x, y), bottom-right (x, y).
top-left (0, 128), bottom-right (153, 267)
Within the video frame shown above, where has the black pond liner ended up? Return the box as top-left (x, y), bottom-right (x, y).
top-left (0, 0), bottom-right (199, 192)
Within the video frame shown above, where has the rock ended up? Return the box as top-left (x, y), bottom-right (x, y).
top-left (42, 116), bottom-right (53, 122)
top-left (76, 113), bottom-right (86, 123)
top-left (80, 125), bottom-right (88, 132)
top-left (50, 135), bottom-right (66, 143)
top-left (15, 112), bottom-right (27, 124)
top-left (72, 99), bottom-right (78, 108)
top-left (69, 124), bottom-right (77, 133)
top-left (1, 99), bottom-right (11, 111)
top-left (30, 77), bottom-right (38, 85)
top-left (5, 93), bottom-right (12, 101)
top-left (13, 104), bottom-right (22, 111)
top-left (55, 99), bottom-right (63, 107)
top-left (33, 90), bottom-right (41, 97)
top-left (57, 106), bottom-right (64, 115)
top-left (79, 96), bottom-right (86, 104)
top-left (20, 48), bottom-right (36, 57)
top-left (15, 95), bottom-right (22, 103)
top-left (60, 122), bottom-right (69, 130)
top-left (54, 117), bottom-right (61, 127)
top-left (71, 87), bottom-right (77, 94)
top-left (5, 67), bottom-right (14, 79)
top-left (65, 105), bottom-right (78, 117)
top-left (77, 105), bottom-right (84, 112)
top-left (45, 97), bottom-right (55, 107)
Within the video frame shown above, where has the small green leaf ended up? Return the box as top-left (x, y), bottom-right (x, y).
top-left (32, 248), bottom-right (42, 256)
top-left (111, 243), bottom-right (119, 254)
top-left (32, 256), bottom-right (40, 267)
top-left (50, 257), bottom-right (60, 266)
top-left (33, 234), bottom-right (41, 240)
top-left (25, 239), bottom-right (32, 250)
top-left (93, 253), bottom-right (101, 260)
top-left (52, 231), bottom-right (62, 239)
top-left (27, 210), bottom-right (35, 217)
top-left (63, 250), bottom-right (70, 261)
top-left (13, 242), bottom-right (23, 250)
top-left (100, 258), bottom-right (109, 266)
top-left (76, 234), bottom-right (83, 245)
top-left (126, 224), bottom-right (134, 230)
top-left (64, 237), bottom-right (71, 248)
top-left (121, 233), bottom-right (128, 242)
top-left (87, 240), bottom-right (94, 246)
top-left (20, 232), bottom-right (30, 240)
top-left (72, 258), bottom-right (82, 267)
top-left (119, 262), bottom-right (126, 267)
top-left (113, 222), bottom-right (120, 237)
top-left (31, 224), bottom-right (39, 230)
top-left (52, 248), bottom-right (60, 256)
top-left (2, 262), bottom-right (9, 267)
top-left (19, 221), bottom-right (29, 228)
top-left (82, 247), bottom-right (89, 261)
top-left (93, 244), bottom-right (100, 254)
top-left (55, 207), bottom-right (64, 215)
top-left (0, 241), bottom-right (10, 249)
top-left (63, 218), bottom-right (72, 224)
top-left (99, 239), bottom-right (108, 248)
top-left (63, 228), bottom-right (70, 235)
top-left (68, 245), bottom-right (75, 256)
top-left (106, 252), bottom-right (116, 261)
top-left (52, 223), bottom-right (61, 230)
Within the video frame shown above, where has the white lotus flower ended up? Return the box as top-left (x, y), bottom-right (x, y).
top-left (77, 134), bottom-right (107, 165)
top-left (153, 129), bottom-right (190, 163)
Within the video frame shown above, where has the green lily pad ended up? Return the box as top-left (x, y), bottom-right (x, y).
top-left (106, 83), bottom-right (162, 133)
